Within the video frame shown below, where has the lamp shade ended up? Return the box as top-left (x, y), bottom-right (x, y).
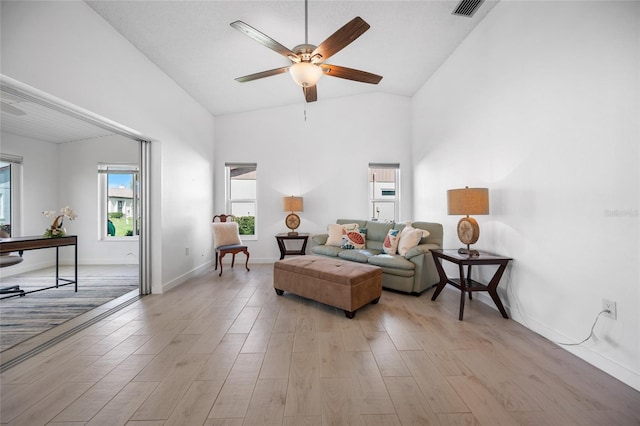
top-left (283, 196), bottom-right (303, 212)
top-left (289, 63), bottom-right (323, 87)
top-left (447, 187), bottom-right (489, 215)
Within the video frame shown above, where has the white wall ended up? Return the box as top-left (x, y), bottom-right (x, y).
top-left (1, 1), bottom-right (216, 292)
top-left (412, 1), bottom-right (639, 389)
top-left (215, 92), bottom-right (413, 261)
top-left (0, 132), bottom-right (59, 274)
top-left (58, 135), bottom-right (139, 265)
top-left (0, 133), bottom-right (140, 274)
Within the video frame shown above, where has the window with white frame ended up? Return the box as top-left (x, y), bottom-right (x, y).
top-left (0, 154), bottom-right (23, 237)
top-left (368, 163), bottom-right (400, 222)
top-left (225, 163), bottom-right (257, 238)
top-left (98, 164), bottom-right (140, 239)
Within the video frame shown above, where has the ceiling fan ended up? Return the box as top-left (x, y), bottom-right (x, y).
top-left (230, 0), bottom-right (382, 103)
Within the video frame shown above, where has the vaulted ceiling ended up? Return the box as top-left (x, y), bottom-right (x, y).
top-left (1, 1), bottom-right (498, 143)
top-left (86, 0), bottom-right (498, 116)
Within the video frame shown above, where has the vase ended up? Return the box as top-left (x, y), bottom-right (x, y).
top-left (44, 215), bottom-right (67, 238)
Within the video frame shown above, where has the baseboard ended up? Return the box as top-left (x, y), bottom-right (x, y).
top-left (161, 260), bottom-right (212, 293)
top-left (474, 292), bottom-right (640, 391)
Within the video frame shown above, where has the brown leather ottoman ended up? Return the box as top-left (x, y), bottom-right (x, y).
top-left (273, 256), bottom-right (382, 318)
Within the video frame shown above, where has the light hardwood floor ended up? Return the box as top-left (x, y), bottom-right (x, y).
top-left (1, 263), bottom-right (638, 425)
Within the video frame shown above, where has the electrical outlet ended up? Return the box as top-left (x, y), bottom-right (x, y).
top-left (602, 299), bottom-right (617, 320)
top-left (185, 247), bottom-right (190, 256)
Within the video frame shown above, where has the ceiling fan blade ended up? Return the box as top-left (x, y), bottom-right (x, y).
top-left (230, 21), bottom-right (299, 61)
top-left (312, 17), bottom-right (370, 63)
top-left (303, 85), bottom-right (317, 103)
top-left (322, 64), bottom-right (382, 84)
top-left (235, 66), bottom-right (291, 83)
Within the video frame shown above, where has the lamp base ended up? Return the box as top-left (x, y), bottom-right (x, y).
top-left (458, 247), bottom-right (480, 257)
top-left (287, 231), bottom-right (299, 236)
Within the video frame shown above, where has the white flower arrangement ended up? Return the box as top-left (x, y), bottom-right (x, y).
top-left (43, 206), bottom-right (77, 238)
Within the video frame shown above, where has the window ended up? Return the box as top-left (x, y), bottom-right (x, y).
top-left (368, 163), bottom-right (400, 222)
top-left (225, 163), bottom-right (257, 238)
top-left (99, 164), bottom-right (140, 238)
top-left (0, 154), bottom-right (22, 237)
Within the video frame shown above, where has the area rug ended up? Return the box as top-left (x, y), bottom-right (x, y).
top-left (0, 266), bottom-right (138, 352)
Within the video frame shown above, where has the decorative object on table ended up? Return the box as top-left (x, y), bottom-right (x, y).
top-left (42, 206), bottom-right (77, 238)
top-left (447, 187), bottom-right (489, 256)
top-left (283, 196), bottom-right (303, 236)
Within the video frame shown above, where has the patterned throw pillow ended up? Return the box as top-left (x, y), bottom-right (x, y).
top-left (382, 229), bottom-right (400, 255)
top-left (326, 223), bottom-right (359, 246)
top-left (341, 230), bottom-right (366, 249)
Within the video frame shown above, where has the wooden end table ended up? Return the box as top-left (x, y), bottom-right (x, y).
top-left (275, 233), bottom-right (309, 260)
top-left (430, 249), bottom-right (512, 320)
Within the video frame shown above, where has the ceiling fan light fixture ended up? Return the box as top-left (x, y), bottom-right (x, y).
top-left (289, 62), bottom-right (323, 87)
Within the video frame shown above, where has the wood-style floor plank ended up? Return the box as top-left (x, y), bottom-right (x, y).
top-left (164, 379), bottom-right (224, 426)
top-left (0, 263), bottom-right (638, 425)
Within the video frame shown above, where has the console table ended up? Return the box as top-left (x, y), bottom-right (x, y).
top-left (0, 235), bottom-right (78, 299)
top-left (430, 249), bottom-right (512, 320)
top-left (275, 233), bottom-right (309, 260)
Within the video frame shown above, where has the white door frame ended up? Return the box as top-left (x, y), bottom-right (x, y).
top-left (1, 74), bottom-right (153, 295)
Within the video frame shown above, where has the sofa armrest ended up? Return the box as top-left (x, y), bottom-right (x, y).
top-left (311, 234), bottom-right (329, 246)
top-left (405, 243), bottom-right (440, 259)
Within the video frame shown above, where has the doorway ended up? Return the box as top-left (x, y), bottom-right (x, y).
top-left (0, 76), bottom-right (152, 364)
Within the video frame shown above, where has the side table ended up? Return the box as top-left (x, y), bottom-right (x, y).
top-left (430, 249), bottom-right (512, 320)
top-left (275, 233), bottom-right (309, 260)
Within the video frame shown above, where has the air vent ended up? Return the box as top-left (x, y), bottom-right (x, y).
top-left (453, 0), bottom-right (485, 17)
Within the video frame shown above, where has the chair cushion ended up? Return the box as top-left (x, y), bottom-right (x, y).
top-left (212, 222), bottom-right (241, 248)
top-left (0, 255), bottom-right (24, 267)
top-left (216, 244), bottom-right (247, 251)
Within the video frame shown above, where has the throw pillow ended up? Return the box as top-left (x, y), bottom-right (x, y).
top-left (341, 230), bottom-right (366, 250)
top-left (326, 223), bottom-right (359, 246)
top-left (212, 222), bottom-right (241, 248)
top-left (382, 229), bottom-right (400, 255)
top-left (397, 227), bottom-right (423, 256)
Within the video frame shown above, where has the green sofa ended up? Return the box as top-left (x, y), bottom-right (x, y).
top-left (310, 219), bottom-right (443, 295)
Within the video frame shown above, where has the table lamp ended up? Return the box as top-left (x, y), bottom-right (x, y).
top-left (283, 196), bottom-right (303, 236)
top-left (447, 186), bottom-right (489, 256)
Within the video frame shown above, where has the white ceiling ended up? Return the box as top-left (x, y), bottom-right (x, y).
top-left (0, 1), bottom-right (498, 143)
top-left (86, 0), bottom-right (499, 116)
top-left (1, 89), bottom-right (115, 143)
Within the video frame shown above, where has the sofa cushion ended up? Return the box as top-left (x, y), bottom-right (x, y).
top-left (338, 249), bottom-right (374, 263)
top-left (365, 221), bottom-right (395, 242)
top-left (382, 229), bottom-right (400, 255)
top-left (311, 244), bottom-right (343, 257)
top-left (337, 219), bottom-right (368, 229)
top-left (326, 223), bottom-right (359, 246)
top-left (367, 254), bottom-right (415, 270)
